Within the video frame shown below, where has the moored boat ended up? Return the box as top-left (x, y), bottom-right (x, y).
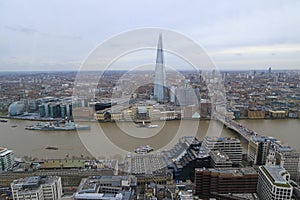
top-left (134, 145), bottom-right (154, 154)
top-left (25, 120), bottom-right (91, 131)
top-left (147, 124), bottom-right (158, 128)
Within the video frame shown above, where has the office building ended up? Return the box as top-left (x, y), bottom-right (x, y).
top-left (257, 165), bottom-right (293, 200)
top-left (247, 135), bottom-right (273, 165)
top-left (266, 148), bottom-right (277, 166)
top-left (39, 103), bottom-right (49, 117)
top-left (200, 100), bottom-right (211, 118)
top-left (0, 147), bottom-right (14, 171)
top-left (11, 176), bottom-right (62, 200)
top-left (166, 137), bottom-right (211, 181)
top-left (8, 101), bottom-right (25, 116)
top-left (29, 100), bottom-right (39, 112)
top-left (194, 167), bottom-right (258, 199)
top-left (274, 144), bottom-right (300, 184)
top-left (202, 136), bottom-right (243, 165)
top-left (49, 103), bottom-right (60, 118)
top-left (209, 150), bottom-right (233, 168)
top-left (74, 176), bottom-right (136, 200)
top-left (154, 33), bottom-right (167, 102)
top-left (170, 85), bottom-right (176, 103)
top-left (175, 86), bottom-right (199, 106)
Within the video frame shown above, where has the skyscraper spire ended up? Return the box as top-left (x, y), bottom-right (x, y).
top-left (154, 33), bottom-right (167, 102)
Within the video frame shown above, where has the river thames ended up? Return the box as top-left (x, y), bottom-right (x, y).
top-left (0, 119), bottom-right (299, 160)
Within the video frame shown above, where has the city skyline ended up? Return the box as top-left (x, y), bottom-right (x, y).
top-left (1, 2), bottom-right (300, 198)
top-left (0, 1), bottom-right (300, 71)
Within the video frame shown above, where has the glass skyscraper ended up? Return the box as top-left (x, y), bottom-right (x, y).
top-left (154, 33), bottom-right (167, 102)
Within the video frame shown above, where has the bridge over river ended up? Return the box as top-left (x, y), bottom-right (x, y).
top-left (214, 113), bottom-right (259, 142)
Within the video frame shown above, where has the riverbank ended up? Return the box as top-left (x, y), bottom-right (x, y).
top-left (1, 114), bottom-right (299, 123)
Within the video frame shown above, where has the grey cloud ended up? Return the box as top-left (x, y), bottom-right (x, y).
top-left (5, 25), bottom-right (38, 34)
top-left (4, 25), bottom-right (82, 41)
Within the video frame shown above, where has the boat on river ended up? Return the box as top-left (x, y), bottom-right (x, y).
top-left (134, 145), bottom-right (154, 154)
top-left (136, 121), bottom-right (158, 128)
top-left (147, 124), bottom-right (158, 128)
top-left (25, 120), bottom-right (91, 131)
top-left (45, 146), bottom-right (59, 150)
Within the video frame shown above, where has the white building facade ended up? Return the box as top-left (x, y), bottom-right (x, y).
top-left (11, 176), bottom-right (62, 200)
top-left (202, 136), bottom-right (243, 165)
top-left (257, 165), bottom-right (293, 200)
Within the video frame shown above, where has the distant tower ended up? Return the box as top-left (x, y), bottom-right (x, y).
top-left (154, 33), bottom-right (167, 102)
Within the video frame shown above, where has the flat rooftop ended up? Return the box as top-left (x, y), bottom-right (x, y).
top-left (197, 167), bottom-right (257, 177)
top-left (251, 135), bottom-right (278, 143)
top-left (205, 136), bottom-right (240, 142)
top-left (261, 165), bottom-right (292, 188)
top-left (74, 193), bottom-right (123, 200)
top-left (12, 176), bottom-right (59, 191)
top-left (128, 154), bottom-right (167, 175)
top-left (79, 176), bottom-right (137, 191)
top-left (40, 159), bottom-right (85, 169)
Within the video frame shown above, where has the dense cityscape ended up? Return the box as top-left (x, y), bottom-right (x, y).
top-left (0, 34), bottom-right (300, 200)
top-left (1, 1), bottom-right (300, 200)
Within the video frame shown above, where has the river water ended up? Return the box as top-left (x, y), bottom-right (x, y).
top-left (0, 119), bottom-right (299, 160)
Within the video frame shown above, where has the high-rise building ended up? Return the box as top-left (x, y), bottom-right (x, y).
top-left (194, 167), bottom-right (258, 199)
top-left (247, 135), bottom-right (274, 165)
top-left (275, 144), bottom-right (300, 184)
top-left (202, 136), bottom-right (243, 165)
top-left (175, 86), bottom-right (199, 106)
top-left (170, 85), bottom-right (176, 103)
top-left (257, 165), bottom-right (293, 200)
top-left (11, 176), bottom-right (62, 200)
top-left (154, 33), bottom-right (167, 103)
top-left (0, 147), bottom-right (14, 171)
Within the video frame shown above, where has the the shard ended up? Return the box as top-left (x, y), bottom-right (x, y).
top-left (154, 33), bottom-right (167, 102)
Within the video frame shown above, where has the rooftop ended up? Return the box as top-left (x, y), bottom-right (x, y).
top-left (261, 165), bottom-right (291, 188)
top-left (78, 176), bottom-right (137, 192)
top-left (40, 159), bottom-right (85, 169)
top-left (0, 149), bottom-right (13, 156)
top-left (204, 136), bottom-right (240, 142)
top-left (252, 135), bottom-right (276, 143)
top-left (23, 176), bottom-right (41, 188)
top-left (128, 154), bottom-right (167, 175)
top-left (210, 150), bottom-right (231, 162)
top-left (137, 106), bottom-right (147, 114)
top-left (196, 167), bottom-right (257, 177)
top-left (12, 176), bottom-right (60, 191)
top-left (74, 192), bottom-right (123, 200)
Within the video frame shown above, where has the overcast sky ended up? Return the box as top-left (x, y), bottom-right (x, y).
top-left (1, 0), bottom-right (300, 71)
